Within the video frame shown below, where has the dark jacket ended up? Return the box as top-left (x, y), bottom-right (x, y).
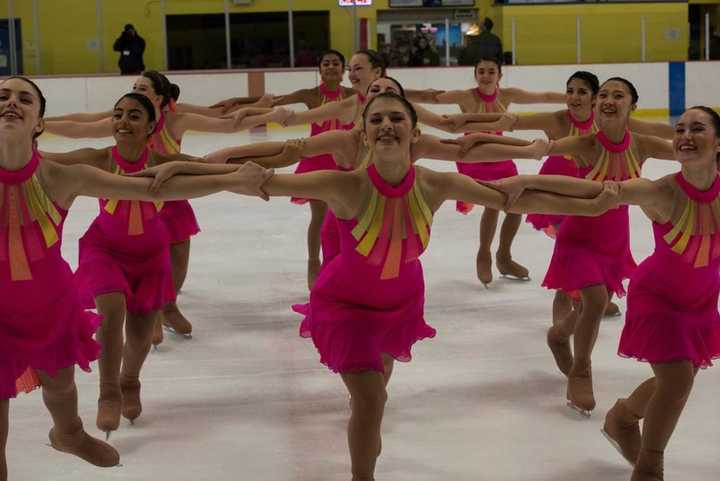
top-left (113, 32), bottom-right (146, 75)
top-left (459, 31), bottom-right (503, 66)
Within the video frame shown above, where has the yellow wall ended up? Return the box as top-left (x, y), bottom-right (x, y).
top-left (3, 1), bottom-right (689, 75)
top-left (499, 4), bottom-right (688, 65)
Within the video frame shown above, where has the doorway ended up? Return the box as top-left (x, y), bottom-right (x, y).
top-left (0, 18), bottom-right (22, 75)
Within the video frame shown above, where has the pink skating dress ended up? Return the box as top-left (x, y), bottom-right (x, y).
top-left (150, 113), bottom-right (201, 244)
top-left (298, 164), bottom-right (436, 373)
top-left (526, 111), bottom-right (596, 238)
top-left (0, 152), bottom-right (100, 400)
top-left (291, 84), bottom-right (354, 204)
top-left (456, 88), bottom-right (517, 214)
top-left (619, 173), bottom-right (720, 368)
top-left (76, 147), bottom-right (175, 315)
top-left (542, 130), bottom-right (640, 298)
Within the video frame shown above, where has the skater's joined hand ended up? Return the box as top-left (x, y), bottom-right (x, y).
top-left (128, 162), bottom-right (182, 193)
top-left (481, 177), bottom-right (526, 210)
top-left (439, 135), bottom-right (481, 158)
top-left (595, 181), bottom-right (621, 213)
top-left (230, 162), bottom-right (274, 200)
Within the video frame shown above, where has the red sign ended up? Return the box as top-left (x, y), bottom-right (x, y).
top-left (339, 0), bottom-right (373, 6)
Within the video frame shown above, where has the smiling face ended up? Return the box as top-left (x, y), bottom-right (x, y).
top-left (363, 96), bottom-right (419, 156)
top-left (112, 96), bottom-right (155, 145)
top-left (474, 60), bottom-right (501, 94)
top-left (565, 78), bottom-right (595, 117)
top-left (132, 76), bottom-right (163, 110)
top-left (348, 53), bottom-right (382, 92)
top-left (673, 109), bottom-right (720, 166)
top-left (319, 53), bottom-right (344, 85)
top-left (596, 80), bottom-right (635, 123)
top-left (366, 78), bottom-right (403, 102)
top-left (0, 77), bottom-right (44, 141)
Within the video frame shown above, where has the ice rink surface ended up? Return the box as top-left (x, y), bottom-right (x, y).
top-left (9, 124), bottom-right (719, 481)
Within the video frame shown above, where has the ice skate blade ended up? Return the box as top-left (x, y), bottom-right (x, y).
top-left (500, 274), bottom-right (530, 282)
top-left (600, 428), bottom-right (635, 467)
top-left (566, 401), bottom-right (592, 417)
top-left (163, 325), bottom-right (192, 339)
top-left (105, 431), bottom-right (111, 441)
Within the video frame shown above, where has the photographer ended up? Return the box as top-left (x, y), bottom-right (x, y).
top-left (113, 24), bottom-right (146, 75)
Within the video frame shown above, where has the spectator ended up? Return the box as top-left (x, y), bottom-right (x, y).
top-left (113, 24), bottom-right (145, 75)
top-left (459, 17), bottom-right (503, 66)
top-left (408, 35), bottom-right (440, 67)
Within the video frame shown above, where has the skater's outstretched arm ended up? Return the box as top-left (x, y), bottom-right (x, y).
top-left (413, 104), bottom-right (456, 132)
top-left (40, 148), bottom-right (111, 168)
top-left (209, 95), bottom-right (263, 114)
top-left (172, 107), bottom-right (279, 136)
top-left (415, 134), bottom-right (545, 163)
top-left (437, 131), bottom-right (546, 158)
top-left (281, 95), bottom-right (356, 126)
top-left (503, 88), bottom-right (566, 104)
top-left (44, 118), bottom-right (113, 138)
top-left (260, 170), bottom-right (364, 219)
top-left (44, 159), bottom-right (271, 209)
top-left (629, 118), bottom-right (674, 140)
top-left (636, 133), bottom-right (675, 161)
top-left (45, 110), bottom-right (112, 122)
top-left (442, 112), bottom-right (509, 133)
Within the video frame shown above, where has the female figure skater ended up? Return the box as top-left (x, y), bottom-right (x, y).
top-left (603, 106), bottom-right (720, 480)
top-left (0, 76), bottom-right (270, 480)
top-left (144, 92), bottom-right (618, 481)
top-left (215, 50), bottom-right (356, 288)
top-left (496, 106), bottom-right (720, 481)
top-left (42, 92), bottom-right (212, 437)
top-left (410, 57), bottom-right (566, 285)
top-left (474, 78), bottom-right (675, 416)
top-left (43, 71), bottom-right (283, 343)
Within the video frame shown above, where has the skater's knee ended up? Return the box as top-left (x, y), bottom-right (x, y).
top-left (125, 313), bottom-right (157, 344)
top-left (38, 368), bottom-right (76, 397)
top-left (95, 294), bottom-right (126, 329)
top-left (343, 371), bottom-right (387, 419)
top-left (352, 389), bottom-right (387, 419)
top-left (581, 287), bottom-right (608, 316)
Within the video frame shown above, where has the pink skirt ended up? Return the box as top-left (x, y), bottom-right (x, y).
top-left (618, 258), bottom-right (720, 369)
top-left (298, 257), bottom-right (435, 374)
top-left (160, 200), bottom-right (201, 244)
top-left (526, 155), bottom-right (578, 238)
top-left (291, 153), bottom-right (338, 205)
top-left (76, 228), bottom-right (176, 315)
top-left (0, 283), bottom-right (101, 400)
top-left (456, 160), bottom-right (518, 214)
top-left (543, 205), bottom-right (636, 298)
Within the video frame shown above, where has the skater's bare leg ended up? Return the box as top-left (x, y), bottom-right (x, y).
top-left (307, 200), bottom-right (328, 290)
top-left (342, 370), bottom-right (387, 481)
top-left (496, 213), bottom-right (529, 279)
top-left (163, 239), bottom-right (192, 336)
top-left (477, 207), bottom-right (499, 285)
top-left (94, 293), bottom-right (126, 434)
top-left (121, 311), bottom-right (157, 422)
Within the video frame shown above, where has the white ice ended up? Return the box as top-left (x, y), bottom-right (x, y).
top-left (9, 125), bottom-right (719, 481)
